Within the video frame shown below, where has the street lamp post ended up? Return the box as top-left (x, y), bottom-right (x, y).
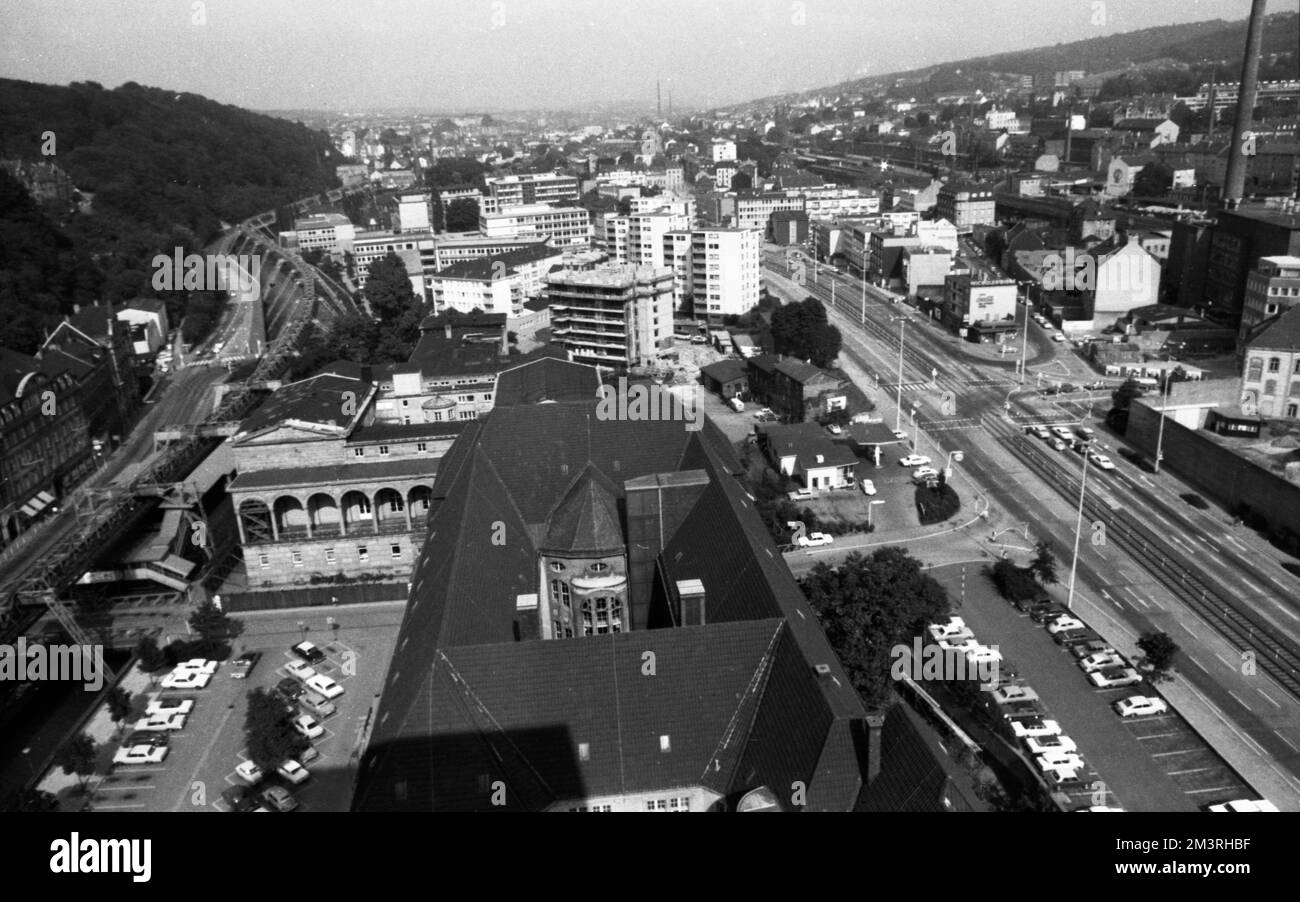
top-left (893, 318), bottom-right (907, 433)
top-left (1019, 286), bottom-right (1031, 384)
top-left (1066, 439), bottom-right (1095, 611)
top-left (861, 244), bottom-right (869, 328)
top-left (1153, 378), bottom-right (1170, 474)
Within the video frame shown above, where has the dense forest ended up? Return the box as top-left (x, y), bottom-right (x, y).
top-left (0, 79), bottom-right (341, 354)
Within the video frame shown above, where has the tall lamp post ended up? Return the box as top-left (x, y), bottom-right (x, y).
top-left (1018, 282), bottom-right (1031, 384)
top-left (1066, 439), bottom-right (1095, 611)
top-left (860, 243), bottom-right (869, 328)
top-left (1153, 378), bottom-right (1171, 474)
top-left (891, 317), bottom-right (908, 433)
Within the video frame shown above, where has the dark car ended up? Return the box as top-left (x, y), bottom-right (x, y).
top-left (231, 651), bottom-right (262, 680)
top-left (1013, 594), bottom-right (1053, 613)
top-left (1029, 602), bottom-right (1069, 623)
top-left (276, 677), bottom-right (305, 705)
top-left (1068, 639), bottom-right (1114, 659)
top-left (221, 785), bottom-right (261, 813)
top-left (125, 731), bottom-right (168, 749)
top-left (290, 641), bottom-right (326, 665)
top-left (1181, 493), bottom-right (1209, 510)
top-left (1054, 627), bottom-right (1099, 647)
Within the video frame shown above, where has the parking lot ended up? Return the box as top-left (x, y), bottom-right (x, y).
top-left (928, 562), bottom-right (1253, 811)
top-left (88, 613), bottom-right (397, 812)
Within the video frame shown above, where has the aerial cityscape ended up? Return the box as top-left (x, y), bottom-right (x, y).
top-left (2, 0), bottom-right (1300, 844)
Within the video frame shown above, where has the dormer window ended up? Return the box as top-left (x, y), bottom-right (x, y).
top-left (589, 562), bottom-right (609, 573)
top-left (549, 561), bottom-right (566, 573)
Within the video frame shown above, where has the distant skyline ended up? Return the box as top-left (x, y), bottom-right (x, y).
top-left (1, 0), bottom-right (1295, 114)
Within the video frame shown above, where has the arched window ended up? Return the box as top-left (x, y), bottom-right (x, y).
top-left (581, 596), bottom-right (624, 636)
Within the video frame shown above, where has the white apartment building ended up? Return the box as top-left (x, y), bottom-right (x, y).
top-left (351, 230), bottom-right (437, 287)
top-left (481, 172), bottom-right (580, 214)
top-left (596, 213), bottom-right (631, 263)
top-left (547, 264), bottom-right (676, 367)
top-left (628, 195), bottom-right (695, 219)
top-left (714, 162), bottom-right (737, 191)
top-left (916, 218), bottom-right (959, 254)
top-left (664, 228), bottom-right (761, 319)
top-left (479, 204), bottom-right (592, 247)
top-left (629, 211), bottom-right (692, 268)
top-left (710, 139), bottom-right (737, 163)
top-left (732, 192), bottom-right (805, 231)
top-left (393, 193), bottom-right (432, 233)
top-left (800, 187), bottom-right (880, 220)
top-left (293, 213), bottom-right (357, 255)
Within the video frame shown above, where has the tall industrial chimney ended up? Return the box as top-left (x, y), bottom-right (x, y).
top-left (1223, 0), bottom-right (1269, 209)
top-left (657, 81), bottom-right (662, 118)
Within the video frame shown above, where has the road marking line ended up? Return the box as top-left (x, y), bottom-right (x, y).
top-left (1276, 731), bottom-right (1300, 752)
top-left (1227, 690), bottom-right (1252, 711)
top-left (1257, 687), bottom-right (1281, 708)
top-left (1241, 577), bottom-right (1265, 594)
top-left (1214, 653), bottom-right (1236, 672)
top-left (1270, 575), bottom-right (1290, 588)
top-left (1168, 767), bottom-right (1213, 776)
top-left (1152, 749), bottom-right (1200, 757)
top-left (1180, 622), bottom-right (1199, 639)
top-left (1185, 785), bottom-right (1241, 795)
top-left (1188, 655), bottom-right (1208, 672)
top-left (1224, 535), bottom-right (1249, 552)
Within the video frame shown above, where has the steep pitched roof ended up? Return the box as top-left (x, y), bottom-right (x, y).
top-left (541, 463), bottom-right (624, 555)
top-left (1249, 304), bottom-right (1300, 352)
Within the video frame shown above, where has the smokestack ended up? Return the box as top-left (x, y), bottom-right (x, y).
top-left (657, 81), bottom-right (662, 118)
top-left (1223, 0), bottom-right (1269, 209)
top-left (866, 713), bottom-right (885, 783)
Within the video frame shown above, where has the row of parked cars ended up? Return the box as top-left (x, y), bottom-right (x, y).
top-left (224, 641), bottom-right (343, 812)
top-left (927, 615), bottom-right (1003, 670)
top-left (114, 658), bottom-right (224, 766)
top-left (1026, 424), bottom-right (1116, 470)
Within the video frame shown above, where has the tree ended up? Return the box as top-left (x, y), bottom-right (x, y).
top-left (1132, 161), bottom-right (1173, 199)
top-left (134, 634), bottom-right (167, 673)
top-left (1106, 377), bottom-right (1145, 432)
top-left (1029, 541), bottom-right (1059, 585)
top-left (365, 252), bottom-right (420, 323)
top-left (444, 196), bottom-right (479, 232)
top-left (989, 559), bottom-right (1041, 602)
top-left (245, 688), bottom-right (309, 772)
top-left (731, 171), bottom-right (753, 191)
top-left (54, 733), bottom-right (99, 793)
top-left (188, 598), bottom-right (240, 652)
top-left (770, 296), bottom-right (842, 368)
top-left (106, 687), bottom-right (134, 736)
top-left (801, 547), bottom-right (951, 709)
top-left (0, 788), bottom-right (59, 813)
top-left (1137, 630), bottom-right (1179, 680)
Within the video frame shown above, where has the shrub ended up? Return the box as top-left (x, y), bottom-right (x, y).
top-left (915, 483), bottom-right (960, 525)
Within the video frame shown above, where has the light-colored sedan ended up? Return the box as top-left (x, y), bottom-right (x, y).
top-left (1079, 651), bottom-right (1127, 673)
top-left (132, 712), bottom-right (187, 732)
top-left (899, 454), bottom-right (932, 468)
top-left (1024, 734), bottom-right (1078, 756)
top-left (1046, 616), bottom-right (1086, 635)
top-left (1089, 667), bottom-right (1143, 689)
top-left (1114, 695), bottom-right (1169, 718)
top-left (1036, 751), bottom-right (1085, 772)
top-left (235, 760), bottom-right (264, 785)
top-left (1088, 452), bottom-right (1116, 471)
top-left (1010, 717), bottom-right (1062, 739)
top-left (293, 714), bottom-right (324, 740)
top-left (113, 744), bottom-right (169, 766)
top-left (912, 466), bottom-right (940, 483)
top-left (796, 532), bottom-right (833, 548)
top-left (160, 669), bottom-right (212, 690)
top-left (277, 759), bottom-right (311, 785)
top-left (285, 659), bottom-right (318, 682)
top-left (860, 479), bottom-right (876, 496)
top-left (927, 616), bottom-right (970, 642)
top-left (991, 685), bottom-right (1039, 706)
top-left (305, 673), bottom-right (344, 699)
top-left (145, 697), bottom-right (194, 716)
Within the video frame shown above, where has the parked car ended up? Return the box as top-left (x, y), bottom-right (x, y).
top-left (891, 429), bottom-right (909, 441)
top-left (1068, 639), bottom-right (1115, 659)
top-left (899, 454), bottom-right (932, 467)
top-left (1009, 717), bottom-right (1062, 738)
top-left (298, 691), bottom-right (337, 719)
top-left (261, 785), bottom-right (299, 812)
top-left (293, 714), bottom-right (324, 740)
top-left (113, 744), bottom-right (169, 766)
top-left (1206, 799), bottom-right (1280, 812)
top-left (305, 673), bottom-right (344, 699)
top-left (124, 731), bottom-right (169, 749)
top-left (912, 466), bottom-right (940, 483)
top-left (927, 616), bottom-right (972, 642)
top-left (235, 760), bottom-right (265, 784)
top-left (132, 712), bottom-right (187, 732)
top-left (285, 659), bottom-right (318, 682)
top-left (1079, 651), bottom-right (1127, 673)
top-left (277, 759), bottom-right (311, 785)
top-left (145, 697), bottom-right (194, 716)
top-left (860, 479), bottom-right (877, 496)
top-left (176, 658), bottom-right (219, 675)
top-left (1114, 695), bottom-right (1169, 718)
top-left (1012, 594), bottom-right (1053, 613)
top-left (1089, 666), bottom-right (1143, 689)
top-left (160, 669), bottom-right (212, 690)
top-left (796, 532), bottom-right (833, 548)
top-left (1054, 628), bottom-right (1100, 647)
top-left (230, 652), bottom-right (262, 680)
top-left (291, 641), bottom-right (326, 665)
top-left (1024, 734), bottom-right (1078, 755)
top-left (222, 785), bottom-right (261, 812)
top-left (1052, 333), bottom-right (1066, 342)
top-left (277, 677), bottom-right (305, 703)
top-left (991, 684), bottom-right (1039, 706)
top-left (1046, 616), bottom-right (1086, 635)
top-left (1029, 602), bottom-right (1069, 623)
top-left (787, 488), bottom-right (814, 502)
top-left (825, 424), bottom-right (842, 435)
top-left (1029, 426), bottom-right (1051, 439)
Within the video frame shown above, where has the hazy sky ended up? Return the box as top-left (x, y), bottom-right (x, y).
top-left (1, 0), bottom-right (1293, 112)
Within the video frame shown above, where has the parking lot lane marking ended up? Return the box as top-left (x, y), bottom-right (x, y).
top-left (1151, 749), bottom-right (1200, 757)
top-left (1257, 687), bottom-right (1281, 708)
top-left (92, 802), bottom-right (149, 810)
top-left (1179, 621), bottom-right (1198, 639)
top-left (1227, 691), bottom-right (1252, 712)
top-left (1240, 577), bottom-right (1265, 594)
top-left (1276, 731), bottom-right (1300, 753)
top-left (172, 705), bottom-right (236, 812)
top-left (1168, 767), bottom-right (1213, 776)
top-left (1213, 653), bottom-right (1236, 672)
top-left (1188, 655), bottom-right (1208, 673)
top-left (1268, 574), bottom-right (1290, 588)
top-left (1185, 785), bottom-right (1241, 795)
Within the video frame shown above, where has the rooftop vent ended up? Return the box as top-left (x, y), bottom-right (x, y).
top-left (515, 593), bottom-right (538, 611)
top-left (578, 742), bottom-right (590, 762)
top-left (659, 735), bottom-right (671, 753)
top-left (814, 664), bottom-right (832, 676)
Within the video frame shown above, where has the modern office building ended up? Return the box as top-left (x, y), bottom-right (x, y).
top-left (547, 264), bottom-right (675, 367)
top-left (479, 204), bottom-right (592, 247)
top-left (662, 228), bottom-right (762, 320)
top-left (1240, 256), bottom-right (1300, 343)
top-left (935, 182), bottom-right (997, 233)
top-left (391, 193), bottom-right (432, 233)
top-left (292, 213), bottom-right (357, 255)
top-left (482, 172), bottom-right (581, 214)
top-left (1204, 202), bottom-right (1300, 327)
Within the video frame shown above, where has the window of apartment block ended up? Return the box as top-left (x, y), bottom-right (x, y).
top-left (292, 551), bottom-right (303, 567)
top-left (353, 447), bottom-right (364, 457)
top-left (325, 548), bottom-right (336, 564)
top-left (1269, 357), bottom-right (1281, 373)
top-left (358, 546), bottom-right (369, 563)
top-left (259, 554), bottom-right (270, 569)
top-left (391, 543), bottom-right (402, 558)
top-left (417, 442), bottom-right (427, 452)
top-left (379, 445), bottom-right (390, 456)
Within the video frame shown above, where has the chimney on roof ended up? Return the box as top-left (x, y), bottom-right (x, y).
top-left (444, 322), bottom-right (452, 340)
top-left (676, 578), bottom-right (706, 626)
top-left (73, 303), bottom-right (81, 314)
top-left (866, 713), bottom-right (885, 784)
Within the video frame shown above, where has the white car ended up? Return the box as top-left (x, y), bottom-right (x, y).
top-left (796, 532), bottom-right (833, 548)
top-left (1042, 762), bottom-right (1085, 784)
top-left (1046, 616), bottom-right (1085, 635)
top-left (912, 466), bottom-right (940, 483)
top-left (1089, 667), bottom-right (1143, 689)
top-left (305, 673), bottom-right (344, 699)
top-left (113, 744), bottom-right (169, 766)
top-left (177, 658), bottom-right (219, 675)
top-left (235, 760), bottom-right (264, 784)
top-left (132, 712), bottom-right (187, 732)
top-left (145, 697), bottom-right (194, 716)
top-left (965, 645), bottom-right (1003, 666)
top-left (899, 454), bottom-right (932, 467)
top-left (1036, 751), bottom-right (1085, 772)
top-left (936, 636), bottom-right (981, 655)
top-left (1088, 452), bottom-right (1116, 471)
top-left (1049, 438), bottom-right (1067, 452)
top-left (1207, 799), bottom-right (1280, 812)
top-left (160, 669), bottom-right (212, 690)
top-left (1050, 426), bottom-right (1074, 441)
top-left (1030, 426), bottom-right (1051, 440)
top-left (859, 479), bottom-right (877, 496)
top-left (1010, 717), bottom-right (1062, 739)
top-left (991, 685), bottom-right (1039, 706)
top-left (1079, 652), bottom-right (1127, 673)
top-left (285, 659), bottom-right (318, 681)
top-left (1025, 734), bottom-right (1078, 756)
top-left (891, 429), bottom-right (909, 441)
top-left (1114, 695), bottom-right (1169, 718)
top-left (1052, 333), bottom-right (1066, 342)
top-left (927, 616), bottom-right (972, 642)
top-left (293, 714), bottom-right (325, 740)
top-left (826, 424), bottom-right (843, 435)
top-left (277, 759), bottom-right (311, 785)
